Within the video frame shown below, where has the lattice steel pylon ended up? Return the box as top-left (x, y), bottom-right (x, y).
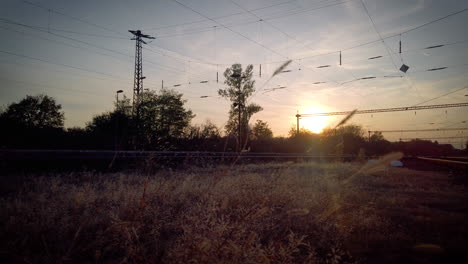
top-left (129, 30), bottom-right (154, 117)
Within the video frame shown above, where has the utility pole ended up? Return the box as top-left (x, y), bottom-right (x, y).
top-left (129, 30), bottom-right (154, 148)
top-left (296, 112), bottom-right (301, 135)
top-left (115, 90), bottom-right (123, 151)
top-left (238, 78), bottom-right (242, 151)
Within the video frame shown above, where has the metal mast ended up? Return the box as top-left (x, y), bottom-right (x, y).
top-left (129, 30), bottom-right (154, 117)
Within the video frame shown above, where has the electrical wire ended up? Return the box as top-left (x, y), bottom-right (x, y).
top-left (21, 0), bottom-right (126, 37)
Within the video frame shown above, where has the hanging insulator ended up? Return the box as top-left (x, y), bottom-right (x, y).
top-left (415, 111), bottom-right (416, 115)
top-left (260, 64), bottom-right (262, 77)
top-left (399, 35), bottom-right (402, 54)
top-left (216, 71), bottom-right (218, 83)
top-left (339, 51), bottom-right (342, 66)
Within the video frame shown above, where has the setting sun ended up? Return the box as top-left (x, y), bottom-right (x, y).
top-left (300, 105), bottom-right (331, 134)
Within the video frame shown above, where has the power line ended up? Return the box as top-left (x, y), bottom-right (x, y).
top-left (263, 6), bottom-right (468, 64)
top-left (413, 85), bottom-right (468, 106)
top-left (260, 0), bottom-right (354, 22)
top-left (0, 53), bottom-right (129, 84)
top-left (18, 0), bottom-right (197, 75)
top-left (359, 0), bottom-right (402, 76)
top-left (0, 18), bottom-right (131, 57)
top-left (30, 26), bottom-right (128, 40)
top-left (0, 18), bottom-right (190, 75)
top-left (299, 102), bottom-right (468, 117)
top-left (0, 77), bottom-right (111, 97)
top-left (0, 24), bottom-right (132, 63)
top-left (0, 49), bottom-right (124, 79)
top-left (143, 0), bottom-right (300, 31)
top-left (18, 0), bottom-right (467, 69)
top-left (227, 0), bottom-right (359, 83)
top-left (228, 0), bottom-right (299, 42)
top-left (15, 2), bottom-right (212, 76)
top-left (170, 0), bottom-right (288, 60)
top-left (21, 0), bottom-right (126, 37)
top-left (403, 7), bottom-right (468, 35)
top-left (369, 128), bottom-right (468, 133)
top-left (400, 136), bottom-right (468, 141)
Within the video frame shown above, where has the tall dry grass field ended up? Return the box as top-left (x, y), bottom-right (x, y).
top-left (1, 162), bottom-right (467, 263)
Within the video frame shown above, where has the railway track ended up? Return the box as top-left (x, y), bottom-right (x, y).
top-left (1, 149), bottom-right (357, 160)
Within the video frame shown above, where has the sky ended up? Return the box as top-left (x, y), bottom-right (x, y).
top-left (0, 0), bottom-right (467, 145)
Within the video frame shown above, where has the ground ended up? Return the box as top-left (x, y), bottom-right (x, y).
top-left (0, 161), bottom-right (467, 263)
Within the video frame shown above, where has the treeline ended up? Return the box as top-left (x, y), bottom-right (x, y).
top-left (1, 93), bottom-right (465, 157)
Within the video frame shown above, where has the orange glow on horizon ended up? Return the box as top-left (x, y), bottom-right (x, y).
top-left (300, 105), bottom-right (331, 134)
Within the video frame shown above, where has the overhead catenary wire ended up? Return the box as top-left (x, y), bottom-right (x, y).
top-left (17, 0), bottom-right (468, 69)
top-left (400, 136), bottom-right (468, 141)
top-left (413, 85), bottom-right (468, 106)
top-left (16, 0), bottom-right (467, 84)
top-left (299, 103), bottom-right (468, 117)
top-left (18, 0), bottom-right (225, 74)
top-left (5, 0), bottom-right (466, 124)
top-left (0, 77), bottom-right (112, 97)
top-left (146, 0), bottom-right (352, 36)
top-left (0, 20), bottom-right (225, 91)
top-left (0, 18), bottom-right (188, 76)
top-left (0, 49), bottom-right (125, 80)
top-left (21, 0), bottom-right (127, 37)
top-left (0, 20), bottom-right (222, 94)
top-left (369, 128), bottom-right (468, 133)
top-left (260, 6), bottom-right (468, 65)
top-left (2, 18), bottom-right (465, 101)
top-left (142, 0), bottom-right (300, 31)
top-left (170, 0), bottom-right (288, 60)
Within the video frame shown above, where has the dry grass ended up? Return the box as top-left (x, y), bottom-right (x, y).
top-left (0, 162), bottom-right (467, 263)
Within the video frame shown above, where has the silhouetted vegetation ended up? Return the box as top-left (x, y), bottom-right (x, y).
top-left (0, 93), bottom-right (465, 157)
top-left (218, 64), bottom-right (263, 149)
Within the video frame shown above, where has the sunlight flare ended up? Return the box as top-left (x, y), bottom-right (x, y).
top-left (300, 105), bottom-right (331, 134)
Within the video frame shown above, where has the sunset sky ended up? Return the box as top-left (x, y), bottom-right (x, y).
top-left (1, 0), bottom-right (467, 144)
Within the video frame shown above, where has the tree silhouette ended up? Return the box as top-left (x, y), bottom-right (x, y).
top-left (218, 64), bottom-right (263, 147)
top-left (85, 89), bottom-right (194, 150)
top-left (138, 89), bottom-right (194, 149)
top-left (1, 94), bottom-right (64, 129)
top-left (252, 120), bottom-right (273, 139)
top-left (0, 94), bottom-right (65, 148)
top-left (320, 125), bottom-right (366, 156)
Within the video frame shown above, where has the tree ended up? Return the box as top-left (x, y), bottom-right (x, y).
top-left (85, 89), bottom-right (194, 150)
top-left (218, 64), bottom-right (263, 148)
top-left (320, 124), bottom-right (366, 156)
top-left (184, 120), bottom-right (221, 140)
top-left (86, 110), bottom-right (132, 149)
top-left (1, 94), bottom-right (64, 129)
top-left (182, 120), bottom-right (222, 151)
top-left (0, 94), bottom-right (65, 148)
top-left (288, 125), bottom-right (314, 138)
top-left (287, 125), bottom-right (319, 153)
top-left (138, 89), bottom-right (195, 149)
top-left (366, 131), bottom-right (391, 156)
top-left (252, 120), bottom-right (273, 139)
